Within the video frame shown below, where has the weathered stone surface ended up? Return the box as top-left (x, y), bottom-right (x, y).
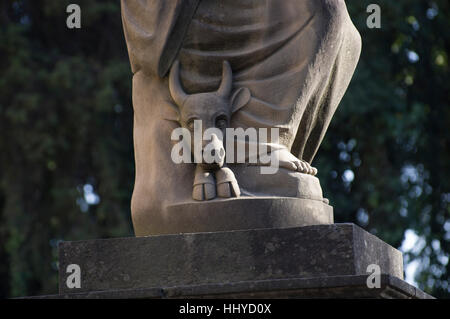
top-left (231, 166), bottom-right (325, 200)
top-left (161, 197), bottom-right (333, 235)
top-left (58, 224), bottom-right (403, 294)
top-left (29, 275), bottom-right (433, 299)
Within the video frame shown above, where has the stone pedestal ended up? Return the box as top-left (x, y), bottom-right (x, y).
top-left (38, 223), bottom-right (432, 299)
top-left (163, 197), bottom-right (333, 235)
top-left (156, 174), bottom-right (333, 236)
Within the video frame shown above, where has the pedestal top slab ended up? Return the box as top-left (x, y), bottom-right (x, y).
top-left (58, 224), bottom-right (403, 294)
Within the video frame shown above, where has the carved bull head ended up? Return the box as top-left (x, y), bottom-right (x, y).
top-left (169, 60), bottom-right (251, 170)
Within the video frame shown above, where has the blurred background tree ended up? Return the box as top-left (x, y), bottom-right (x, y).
top-left (0, 0), bottom-right (448, 298)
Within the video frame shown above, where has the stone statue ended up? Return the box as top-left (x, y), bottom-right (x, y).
top-left (121, 0), bottom-right (362, 236)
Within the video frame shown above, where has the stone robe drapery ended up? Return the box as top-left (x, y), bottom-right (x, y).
top-left (122, 0), bottom-right (361, 162)
top-left (120, 0), bottom-right (361, 235)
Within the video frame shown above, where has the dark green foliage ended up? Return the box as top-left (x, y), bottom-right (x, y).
top-left (0, 0), bottom-right (448, 298)
top-left (0, 0), bottom-right (134, 297)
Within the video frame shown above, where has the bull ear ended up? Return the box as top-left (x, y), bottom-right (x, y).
top-left (230, 87), bottom-right (251, 113)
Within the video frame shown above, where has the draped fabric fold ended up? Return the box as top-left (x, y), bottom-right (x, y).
top-left (121, 0), bottom-right (181, 76)
top-left (178, 0), bottom-right (362, 162)
top-left (121, 0), bottom-right (361, 162)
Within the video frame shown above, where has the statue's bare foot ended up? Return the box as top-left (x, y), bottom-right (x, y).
top-left (275, 149), bottom-right (318, 176)
top-left (215, 167), bottom-right (240, 198)
top-left (192, 166), bottom-right (216, 201)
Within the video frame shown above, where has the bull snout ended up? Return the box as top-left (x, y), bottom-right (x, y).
top-left (201, 134), bottom-right (225, 171)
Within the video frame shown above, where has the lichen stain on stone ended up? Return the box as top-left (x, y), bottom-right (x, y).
top-left (265, 242), bottom-right (276, 253)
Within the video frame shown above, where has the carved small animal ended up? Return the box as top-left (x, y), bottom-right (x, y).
top-left (169, 60), bottom-right (251, 201)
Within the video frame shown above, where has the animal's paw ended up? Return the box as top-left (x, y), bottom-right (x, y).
top-left (215, 167), bottom-right (241, 198)
top-left (192, 171), bottom-right (216, 201)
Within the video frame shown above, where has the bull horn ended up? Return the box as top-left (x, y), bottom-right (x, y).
top-left (217, 60), bottom-right (232, 98)
top-left (169, 60), bottom-right (188, 106)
